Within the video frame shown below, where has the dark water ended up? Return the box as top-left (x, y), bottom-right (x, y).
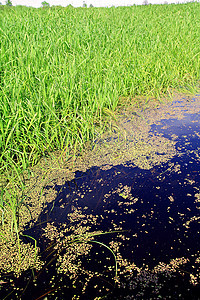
top-left (1, 110), bottom-right (200, 299)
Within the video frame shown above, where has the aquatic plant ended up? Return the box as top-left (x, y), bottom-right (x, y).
top-left (0, 205), bottom-right (121, 299)
top-left (1, 2), bottom-right (200, 176)
top-left (0, 2), bottom-right (200, 298)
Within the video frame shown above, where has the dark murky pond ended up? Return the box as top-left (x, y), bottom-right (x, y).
top-left (1, 97), bottom-right (200, 299)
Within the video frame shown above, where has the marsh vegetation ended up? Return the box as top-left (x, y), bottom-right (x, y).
top-left (0, 2), bottom-right (200, 299)
top-left (1, 2), bottom-right (200, 173)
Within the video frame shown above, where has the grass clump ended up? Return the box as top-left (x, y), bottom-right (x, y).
top-left (0, 2), bottom-right (200, 174)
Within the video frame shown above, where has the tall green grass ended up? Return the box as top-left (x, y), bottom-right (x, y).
top-left (0, 3), bottom-right (200, 174)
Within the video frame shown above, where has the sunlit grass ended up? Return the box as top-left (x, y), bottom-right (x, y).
top-left (1, 3), bottom-right (200, 296)
top-left (0, 3), bottom-right (200, 175)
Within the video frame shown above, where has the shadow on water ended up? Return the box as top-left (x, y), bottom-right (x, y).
top-left (1, 105), bottom-right (200, 299)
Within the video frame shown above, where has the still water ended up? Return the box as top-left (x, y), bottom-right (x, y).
top-left (1, 96), bottom-right (200, 299)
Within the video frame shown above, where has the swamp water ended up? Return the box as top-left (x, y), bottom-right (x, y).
top-left (0, 95), bottom-right (200, 299)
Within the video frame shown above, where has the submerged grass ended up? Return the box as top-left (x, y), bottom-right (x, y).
top-left (0, 2), bottom-right (200, 175)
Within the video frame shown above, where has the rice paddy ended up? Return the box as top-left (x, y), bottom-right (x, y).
top-left (1, 2), bottom-right (200, 174)
top-left (0, 2), bottom-right (200, 299)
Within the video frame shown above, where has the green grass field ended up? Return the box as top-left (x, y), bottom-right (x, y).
top-left (0, 3), bottom-right (200, 296)
top-left (1, 2), bottom-right (200, 175)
